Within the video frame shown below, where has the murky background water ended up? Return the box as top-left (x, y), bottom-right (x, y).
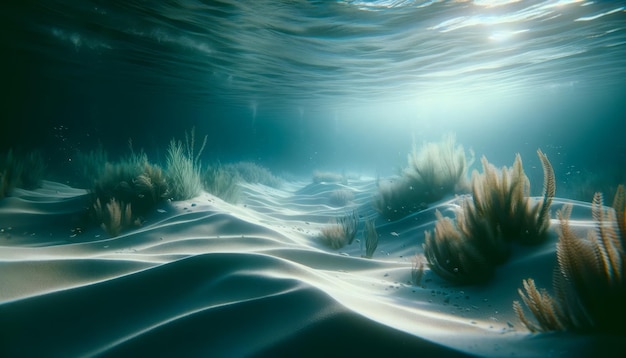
top-left (3, 0), bottom-right (625, 194)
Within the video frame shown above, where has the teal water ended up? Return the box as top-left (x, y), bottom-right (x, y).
top-left (2, 2), bottom-right (626, 356)
top-left (3, 0), bottom-right (625, 190)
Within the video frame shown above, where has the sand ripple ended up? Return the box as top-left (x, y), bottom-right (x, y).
top-left (1, 180), bottom-right (624, 357)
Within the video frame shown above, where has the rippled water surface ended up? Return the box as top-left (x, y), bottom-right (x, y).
top-left (3, 0), bottom-right (626, 179)
top-left (6, 0), bottom-right (626, 109)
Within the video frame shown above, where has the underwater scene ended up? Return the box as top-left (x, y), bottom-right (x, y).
top-left (2, 1), bottom-right (626, 356)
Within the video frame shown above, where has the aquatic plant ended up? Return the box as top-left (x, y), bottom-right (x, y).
top-left (80, 144), bottom-right (168, 238)
top-left (319, 223), bottom-right (348, 249)
top-left (374, 176), bottom-right (427, 219)
top-left (405, 134), bottom-right (469, 200)
top-left (514, 191), bottom-right (626, 334)
top-left (228, 161), bottom-right (282, 188)
top-left (470, 150), bottom-right (555, 245)
top-left (424, 209), bottom-right (497, 284)
top-left (0, 171), bottom-right (8, 199)
top-left (513, 278), bottom-right (565, 332)
top-left (374, 134), bottom-right (470, 220)
top-left (329, 188), bottom-right (354, 207)
top-left (0, 149), bottom-right (21, 199)
top-left (92, 151), bottom-right (168, 216)
top-left (202, 161), bottom-right (282, 203)
top-left (18, 151), bottom-right (46, 190)
top-left (423, 150), bottom-right (555, 285)
top-left (319, 210), bottom-right (358, 249)
top-left (411, 254), bottom-right (426, 286)
top-left (0, 148), bottom-right (46, 198)
top-left (362, 218), bottom-right (378, 258)
top-left (132, 162), bottom-right (169, 208)
top-left (73, 143), bottom-right (108, 188)
top-left (92, 198), bottom-right (140, 237)
top-left (613, 184), bottom-right (625, 240)
top-left (166, 127), bottom-right (207, 200)
top-left (203, 163), bottom-right (242, 203)
top-left (341, 210), bottom-right (359, 245)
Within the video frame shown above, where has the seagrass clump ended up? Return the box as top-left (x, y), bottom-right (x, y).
top-left (424, 209), bottom-right (497, 284)
top-left (469, 149), bottom-right (555, 245)
top-left (319, 211), bottom-right (358, 249)
top-left (375, 134), bottom-right (470, 220)
top-left (514, 189), bottom-right (626, 334)
top-left (362, 218), bottom-right (378, 259)
top-left (424, 149), bottom-right (555, 285)
top-left (90, 152), bottom-right (168, 222)
top-left (92, 198), bottom-right (141, 237)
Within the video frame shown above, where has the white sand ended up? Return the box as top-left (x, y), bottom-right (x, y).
top-left (0, 180), bottom-right (623, 357)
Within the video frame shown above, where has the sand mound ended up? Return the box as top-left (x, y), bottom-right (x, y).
top-left (0, 180), bottom-right (623, 357)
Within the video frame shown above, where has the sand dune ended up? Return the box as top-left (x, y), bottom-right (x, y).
top-left (1, 180), bottom-right (624, 357)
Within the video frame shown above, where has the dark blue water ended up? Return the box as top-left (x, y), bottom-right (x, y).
top-left (3, 0), bottom-right (626, 195)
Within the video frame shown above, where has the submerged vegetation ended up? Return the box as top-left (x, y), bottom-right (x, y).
top-left (166, 128), bottom-right (207, 201)
top-left (375, 134), bottom-right (470, 220)
top-left (74, 140), bottom-right (169, 237)
top-left (92, 161), bottom-right (163, 236)
top-left (424, 150), bottom-right (555, 284)
top-left (362, 218), bottom-right (378, 258)
top-left (203, 161), bottom-right (283, 203)
top-left (0, 149), bottom-right (46, 199)
top-left (203, 163), bottom-right (243, 203)
top-left (319, 210), bottom-right (358, 249)
top-left (4, 126), bottom-right (626, 348)
top-left (514, 186), bottom-right (626, 334)
top-left (231, 161), bottom-right (282, 188)
top-left (329, 188), bottom-right (354, 207)
top-left (90, 150), bottom-right (169, 218)
top-left (470, 150), bottom-right (555, 245)
top-left (54, 128), bottom-right (282, 237)
top-left (93, 198), bottom-right (140, 237)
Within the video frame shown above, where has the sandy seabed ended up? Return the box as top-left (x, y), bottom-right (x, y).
top-left (1, 179), bottom-right (624, 357)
